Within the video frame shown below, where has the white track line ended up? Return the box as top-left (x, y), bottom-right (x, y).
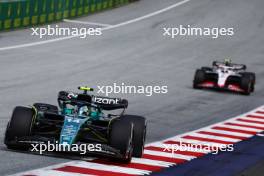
top-left (63, 19), bottom-right (112, 27)
top-left (0, 0), bottom-right (191, 51)
top-left (0, 35), bottom-right (77, 51)
top-left (103, 0), bottom-right (191, 30)
top-left (257, 133), bottom-right (264, 137)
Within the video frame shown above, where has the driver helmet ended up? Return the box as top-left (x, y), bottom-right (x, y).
top-left (224, 58), bottom-right (232, 66)
top-left (89, 107), bottom-right (100, 120)
top-left (79, 106), bottom-right (89, 116)
top-left (80, 106), bottom-right (100, 120)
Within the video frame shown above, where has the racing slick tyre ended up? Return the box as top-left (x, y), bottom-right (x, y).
top-left (4, 106), bottom-right (34, 150)
top-left (240, 74), bottom-right (253, 95)
top-left (193, 69), bottom-right (206, 89)
top-left (122, 115), bottom-right (147, 158)
top-left (109, 119), bottom-right (134, 163)
top-left (33, 103), bottom-right (58, 114)
top-left (241, 72), bottom-right (256, 92)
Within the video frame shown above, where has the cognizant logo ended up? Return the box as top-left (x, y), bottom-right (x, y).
top-left (93, 97), bottom-right (120, 104)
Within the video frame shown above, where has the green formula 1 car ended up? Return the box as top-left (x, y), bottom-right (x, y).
top-left (4, 86), bottom-right (147, 163)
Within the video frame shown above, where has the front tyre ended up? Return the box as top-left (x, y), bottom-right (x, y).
top-left (109, 119), bottom-right (134, 163)
top-left (4, 106), bottom-right (35, 150)
top-left (122, 115), bottom-right (147, 158)
top-left (240, 72), bottom-right (255, 92)
top-left (246, 72), bottom-right (255, 92)
top-left (240, 74), bottom-right (252, 95)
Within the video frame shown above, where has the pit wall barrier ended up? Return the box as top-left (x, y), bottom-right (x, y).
top-left (0, 0), bottom-right (133, 31)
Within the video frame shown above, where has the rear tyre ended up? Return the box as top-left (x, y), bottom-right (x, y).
top-left (201, 67), bottom-right (213, 71)
top-left (109, 119), bottom-right (133, 163)
top-left (4, 106), bottom-right (34, 150)
top-left (122, 115), bottom-right (147, 157)
top-left (193, 69), bottom-right (206, 89)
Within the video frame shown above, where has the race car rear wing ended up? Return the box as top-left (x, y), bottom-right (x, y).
top-left (57, 87), bottom-right (129, 111)
top-left (75, 94), bottom-right (128, 110)
top-left (212, 61), bottom-right (247, 70)
top-left (77, 86), bottom-right (128, 110)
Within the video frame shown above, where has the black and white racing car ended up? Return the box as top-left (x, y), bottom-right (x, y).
top-left (193, 59), bottom-right (256, 95)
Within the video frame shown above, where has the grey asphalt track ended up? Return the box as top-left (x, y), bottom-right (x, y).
top-left (0, 0), bottom-right (264, 175)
